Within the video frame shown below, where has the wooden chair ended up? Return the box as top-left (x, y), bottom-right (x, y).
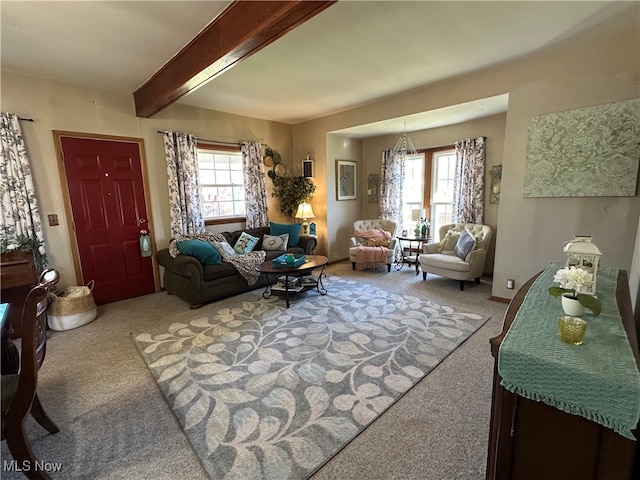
top-left (1, 269), bottom-right (60, 479)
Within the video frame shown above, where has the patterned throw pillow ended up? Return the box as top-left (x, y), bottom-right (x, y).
top-left (439, 229), bottom-right (461, 253)
top-left (233, 232), bottom-right (259, 255)
top-left (262, 233), bottom-right (289, 251)
top-left (211, 241), bottom-right (237, 261)
top-left (454, 229), bottom-right (477, 260)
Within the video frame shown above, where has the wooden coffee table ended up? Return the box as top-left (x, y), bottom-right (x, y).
top-left (255, 255), bottom-right (328, 308)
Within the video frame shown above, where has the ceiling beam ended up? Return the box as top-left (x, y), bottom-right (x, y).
top-left (134, 0), bottom-right (336, 118)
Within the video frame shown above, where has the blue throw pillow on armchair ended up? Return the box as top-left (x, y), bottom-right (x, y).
top-left (270, 222), bottom-right (300, 248)
top-left (454, 229), bottom-right (477, 260)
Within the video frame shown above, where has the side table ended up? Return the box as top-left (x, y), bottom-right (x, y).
top-left (256, 255), bottom-right (328, 308)
top-left (395, 237), bottom-right (430, 275)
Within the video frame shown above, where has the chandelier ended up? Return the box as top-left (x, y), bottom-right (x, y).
top-left (392, 121), bottom-right (417, 158)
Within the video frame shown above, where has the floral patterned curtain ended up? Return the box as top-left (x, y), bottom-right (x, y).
top-left (0, 112), bottom-right (47, 272)
top-left (241, 141), bottom-right (269, 229)
top-left (162, 131), bottom-right (205, 237)
top-left (379, 148), bottom-right (405, 236)
top-left (453, 136), bottom-right (486, 224)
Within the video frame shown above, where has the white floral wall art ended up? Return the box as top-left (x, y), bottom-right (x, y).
top-left (523, 98), bottom-right (640, 197)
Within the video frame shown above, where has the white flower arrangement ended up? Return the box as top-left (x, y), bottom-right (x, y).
top-left (548, 266), bottom-right (601, 316)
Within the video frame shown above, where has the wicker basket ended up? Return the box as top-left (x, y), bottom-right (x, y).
top-left (48, 281), bottom-right (97, 331)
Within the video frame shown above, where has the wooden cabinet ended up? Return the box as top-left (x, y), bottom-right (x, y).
top-left (486, 270), bottom-right (639, 480)
top-left (0, 250), bottom-right (38, 338)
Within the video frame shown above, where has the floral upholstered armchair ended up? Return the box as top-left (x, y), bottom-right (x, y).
top-left (348, 219), bottom-right (397, 272)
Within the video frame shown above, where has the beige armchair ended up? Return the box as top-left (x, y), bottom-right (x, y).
top-left (418, 223), bottom-right (492, 290)
top-left (349, 219), bottom-right (397, 272)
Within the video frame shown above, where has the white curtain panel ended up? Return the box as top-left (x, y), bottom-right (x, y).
top-left (453, 136), bottom-right (486, 224)
top-left (162, 131), bottom-right (205, 237)
top-left (0, 112), bottom-right (47, 271)
top-left (241, 141), bottom-right (269, 229)
top-left (379, 148), bottom-right (405, 233)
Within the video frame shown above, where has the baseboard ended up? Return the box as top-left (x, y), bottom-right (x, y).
top-left (329, 257), bottom-right (350, 265)
top-left (489, 296), bottom-right (510, 304)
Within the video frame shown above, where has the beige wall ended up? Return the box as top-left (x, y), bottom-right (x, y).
top-left (3, 3), bottom-right (638, 302)
top-left (360, 114), bottom-right (507, 273)
top-left (295, 4), bottom-right (639, 300)
top-left (0, 73), bottom-right (293, 289)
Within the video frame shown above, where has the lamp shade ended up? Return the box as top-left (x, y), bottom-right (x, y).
top-left (411, 209), bottom-right (426, 222)
top-left (295, 202), bottom-right (315, 219)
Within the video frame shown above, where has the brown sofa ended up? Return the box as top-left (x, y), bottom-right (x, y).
top-left (156, 226), bottom-right (316, 308)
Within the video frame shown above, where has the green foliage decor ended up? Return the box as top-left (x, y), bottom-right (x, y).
top-left (1, 233), bottom-right (48, 273)
top-left (272, 176), bottom-right (316, 219)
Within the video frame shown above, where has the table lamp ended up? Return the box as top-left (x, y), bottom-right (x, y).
top-left (295, 202), bottom-right (315, 234)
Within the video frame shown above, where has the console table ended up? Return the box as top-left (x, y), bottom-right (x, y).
top-left (486, 268), bottom-right (639, 480)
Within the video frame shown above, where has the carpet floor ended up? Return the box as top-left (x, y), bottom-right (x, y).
top-left (0, 262), bottom-right (507, 479)
top-left (132, 274), bottom-right (490, 480)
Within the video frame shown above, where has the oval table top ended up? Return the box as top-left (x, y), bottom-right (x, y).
top-left (255, 255), bottom-right (328, 275)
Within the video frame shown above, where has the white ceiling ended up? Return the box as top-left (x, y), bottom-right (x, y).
top-left (1, 1), bottom-right (631, 137)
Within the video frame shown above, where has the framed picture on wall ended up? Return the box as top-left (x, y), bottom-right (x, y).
top-left (336, 160), bottom-right (357, 200)
top-left (302, 159), bottom-right (314, 178)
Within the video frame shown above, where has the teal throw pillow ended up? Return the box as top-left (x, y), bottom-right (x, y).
top-left (270, 222), bottom-right (301, 248)
top-left (454, 229), bottom-right (477, 260)
top-left (233, 232), bottom-right (259, 254)
top-left (177, 239), bottom-right (222, 265)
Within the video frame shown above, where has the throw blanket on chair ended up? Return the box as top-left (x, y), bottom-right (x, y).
top-left (354, 229), bottom-right (391, 270)
top-left (355, 245), bottom-right (389, 270)
top-left (354, 229), bottom-right (391, 247)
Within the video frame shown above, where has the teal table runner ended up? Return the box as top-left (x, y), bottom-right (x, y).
top-left (498, 263), bottom-right (640, 440)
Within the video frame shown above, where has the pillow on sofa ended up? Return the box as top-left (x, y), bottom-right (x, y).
top-left (439, 230), bottom-right (461, 253)
top-left (270, 222), bottom-right (300, 248)
top-left (177, 239), bottom-right (222, 265)
top-left (233, 232), bottom-right (259, 254)
top-left (454, 229), bottom-right (477, 260)
top-left (212, 241), bottom-right (237, 261)
top-left (262, 233), bottom-right (289, 251)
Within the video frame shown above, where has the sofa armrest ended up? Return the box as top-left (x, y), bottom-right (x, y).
top-left (156, 248), bottom-right (204, 279)
top-left (299, 235), bottom-right (317, 255)
top-left (349, 237), bottom-right (358, 248)
top-left (422, 242), bottom-right (441, 254)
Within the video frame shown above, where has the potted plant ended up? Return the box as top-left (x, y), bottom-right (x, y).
top-left (548, 266), bottom-right (601, 316)
top-left (0, 234), bottom-right (48, 273)
top-left (272, 176), bottom-right (316, 220)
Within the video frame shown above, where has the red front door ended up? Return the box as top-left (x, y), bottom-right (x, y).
top-left (60, 136), bottom-right (155, 304)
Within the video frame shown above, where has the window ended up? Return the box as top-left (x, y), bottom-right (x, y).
top-left (197, 146), bottom-right (245, 220)
top-left (430, 149), bottom-right (456, 240)
top-left (402, 153), bottom-right (425, 229)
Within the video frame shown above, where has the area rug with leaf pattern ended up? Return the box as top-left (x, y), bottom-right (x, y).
top-left (133, 275), bottom-right (489, 480)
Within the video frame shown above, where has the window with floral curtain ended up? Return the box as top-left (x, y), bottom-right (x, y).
top-left (241, 141), bottom-right (269, 228)
top-left (0, 112), bottom-right (47, 272)
top-left (379, 149), bottom-right (405, 261)
top-left (162, 131), bottom-right (205, 238)
top-left (452, 136), bottom-right (486, 224)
